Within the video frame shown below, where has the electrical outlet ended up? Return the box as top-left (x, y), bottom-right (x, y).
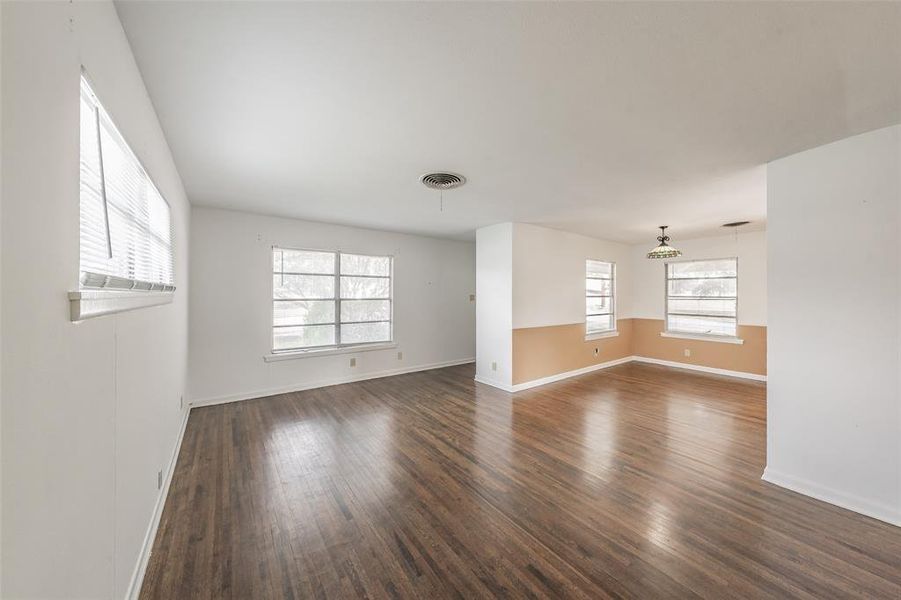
top-left (684, 348), bottom-right (691, 357)
top-left (594, 348), bottom-right (599, 356)
top-left (491, 361), bottom-right (497, 371)
top-left (397, 351), bottom-right (403, 360)
top-left (157, 470), bottom-right (162, 490)
top-left (350, 357), bottom-right (357, 367)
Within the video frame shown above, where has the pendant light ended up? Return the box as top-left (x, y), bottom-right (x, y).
top-left (646, 225), bottom-right (681, 259)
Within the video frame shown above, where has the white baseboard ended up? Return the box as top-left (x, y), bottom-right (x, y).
top-left (125, 408), bottom-right (191, 600)
top-left (473, 374), bottom-right (514, 392)
top-left (762, 467), bottom-right (901, 527)
top-left (631, 356), bottom-right (767, 381)
top-left (510, 356), bottom-right (635, 392)
top-left (190, 358), bottom-right (476, 408)
top-left (476, 354), bottom-right (765, 393)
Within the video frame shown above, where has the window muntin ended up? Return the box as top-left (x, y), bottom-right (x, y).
top-left (665, 258), bottom-right (737, 337)
top-left (79, 75), bottom-right (174, 291)
top-left (586, 260), bottom-right (615, 334)
top-left (272, 248), bottom-right (393, 352)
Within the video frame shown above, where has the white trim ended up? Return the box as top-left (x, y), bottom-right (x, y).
top-left (474, 375), bottom-right (515, 392)
top-left (632, 356), bottom-right (766, 381)
top-left (476, 355), bottom-right (766, 393)
top-left (585, 330), bottom-right (619, 341)
top-left (264, 342), bottom-right (397, 362)
top-left (126, 408), bottom-right (190, 600)
top-left (762, 467), bottom-right (901, 528)
top-left (190, 358), bottom-right (476, 408)
top-left (474, 356), bottom-right (634, 393)
top-left (511, 356), bottom-right (635, 391)
top-left (69, 289), bottom-right (173, 321)
top-left (660, 331), bottom-right (744, 345)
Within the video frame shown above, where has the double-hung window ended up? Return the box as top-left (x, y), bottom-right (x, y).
top-left (665, 258), bottom-right (737, 337)
top-left (78, 75), bottom-right (175, 294)
top-left (272, 247), bottom-right (393, 352)
top-left (586, 259), bottom-right (615, 335)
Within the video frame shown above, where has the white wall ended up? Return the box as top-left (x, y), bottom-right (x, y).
top-left (189, 208), bottom-right (475, 404)
top-left (512, 223), bottom-right (632, 328)
top-left (766, 124), bottom-right (901, 525)
top-left (630, 230), bottom-right (767, 326)
top-left (475, 223), bottom-right (513, 387)
top-left (1, 2), bottom-right (190, 598)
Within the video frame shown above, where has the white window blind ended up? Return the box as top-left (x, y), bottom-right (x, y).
top-left (586, 259), bottom-right (615, 334)
top-left (665, 258), bottom-right (737, 337)
top-left (272, 247), bottom-right (393, 352)
top-left (79, 76), bottom-right (174, 292)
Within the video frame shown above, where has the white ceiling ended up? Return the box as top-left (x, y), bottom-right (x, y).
top-left (115, 1), bottom-right (901, 242)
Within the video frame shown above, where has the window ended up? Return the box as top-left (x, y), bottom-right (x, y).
top-left (79, 75), bottom-right (174, 292)
top-left (665, 258), bottom-right (737, 337)
top-left (586, 259), bottom-right (615, 335)
top-left (272, 247), bottom-right (393, 352)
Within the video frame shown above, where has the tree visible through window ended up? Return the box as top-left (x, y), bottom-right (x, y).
top-left (665, 258), bottom-right (737, 337)
top-left (272, 248), bottom-right (393, 351)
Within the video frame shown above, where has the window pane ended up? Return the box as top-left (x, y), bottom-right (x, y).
top-left (668, 298), bottom-right (736, 318)
top-left (668, 277), bottom-right (736, 297)
top-left (668, 259), bottom-right (736, 279)
top-left (273, 274), bottom-right (335, 299)
top-left (341, 253), bottom-right (390, 276)
top-left (341, 322), bottom-right (391, 344)
top-left (341, 299), bottom-right (391, 323)
top-left (340, 276), bottom-right (390, 299)
top-left (273, 301), bottom-right (335, 326)
top-left (586, 278), bottom-right (612, 295)
top-left (586, 260), bottom-right (612, 278)
top-left (667, 315), bottom-right (736, 336)
top-left (587, 315), bottom-right (613, 333)
top-left (273, 325), bottom-right (336, 350)
top-left (273, 249), bottom-right (335, 274)
top-left (586, 297), bottom-right (613, 315)
top-left (79, 77), bottom-right (174, 289)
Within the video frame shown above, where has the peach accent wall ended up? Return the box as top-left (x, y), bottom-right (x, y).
top-left (512, 318), bottom-right (766, 385)
top-left (630, 318), bottom-right (766, 376)
top-left (512, 320), bottom-right (633, 384)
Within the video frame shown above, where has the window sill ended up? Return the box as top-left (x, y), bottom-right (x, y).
top-left (585, 330), bottom-right (619, 341)
top-left (69, 289), bottom-right (173, 321)
top-left (264, 342), bottom-right (397, 362)
top-left (660, 331), bottom-right (744, 345)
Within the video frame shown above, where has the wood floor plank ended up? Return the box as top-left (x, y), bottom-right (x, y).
top-left (140, 362), bottom-right (901, 599)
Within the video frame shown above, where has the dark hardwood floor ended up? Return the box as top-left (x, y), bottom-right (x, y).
top-left (140, 362), bottom-right (901, 599)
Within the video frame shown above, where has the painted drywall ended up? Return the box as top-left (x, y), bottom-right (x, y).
top-left (479, 222), bottom-right (765, 389)
top-left (188, 208), bottom-right (475, 404)
top-left (475, 223), bottom-right (513, 388)
top-left (513, 223), bottom-right (633, 327)
top-left (1, 2), bottom-right (190, 598)
top-left (630, 230), bottom-right (767, 326)
top-left (631, 320), bottom-right (766, 376)
top-left (512, 321), bottom-right (633, 384)
top-left (766, 124), bottom-right (901, 525)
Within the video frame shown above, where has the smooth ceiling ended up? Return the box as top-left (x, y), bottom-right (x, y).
top-left (115, 1), bottom-right (901, 242)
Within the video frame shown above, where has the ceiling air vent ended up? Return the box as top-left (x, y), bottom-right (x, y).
top-left (420, 172), bottom-right (466, 190)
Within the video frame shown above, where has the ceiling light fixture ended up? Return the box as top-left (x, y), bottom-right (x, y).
top-left (646, 225), bottom-right (682, 259)
top-left (420, 172), bottom-right (466, 212)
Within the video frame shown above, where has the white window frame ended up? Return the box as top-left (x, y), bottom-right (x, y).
top-left (663, 257), bottom-right (742, 343)
top-left (585, 259), bottom-right (618, 340)
top-left (70, 72), bottom-right (175, 321)
top-left (268, 246), bottom-right (395, 358)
